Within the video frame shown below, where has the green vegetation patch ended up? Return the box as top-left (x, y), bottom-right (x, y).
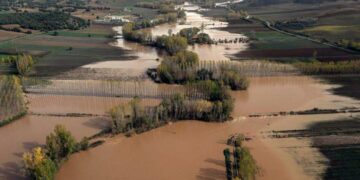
top-left (23, 125), bottom-right (89, 180)
top-left (0, 11), bottom-right (88, 31)
top-left (245, 31), bottom-right (324, 50)
top-left (47, 30), bottom-right (111, 38)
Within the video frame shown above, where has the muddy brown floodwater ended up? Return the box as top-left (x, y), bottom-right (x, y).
top-left (56, 76), bottom-right (359, 180)
top-left (0, 115), bottom-right (103, 180)
top-left (0, 94), bottom-right (160, 180)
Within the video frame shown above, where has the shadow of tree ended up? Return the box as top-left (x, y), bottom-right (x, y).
top-left (82, 117), bottom-right (110, 130)
top-left (0, 162), bottom-right (26, 180)
top-left (197, 167), bottom-right (225, 180)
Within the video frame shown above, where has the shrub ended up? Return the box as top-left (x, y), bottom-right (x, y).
top-left (45, 125), bottom-right (77, 163)
top-left (23, 147), bottom-right (57, 180)
top-left (220, 70), bottom-right (249, 90)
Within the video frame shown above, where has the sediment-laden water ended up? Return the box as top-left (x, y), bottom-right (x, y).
top-left (56, 76), bottom-right (360, 180)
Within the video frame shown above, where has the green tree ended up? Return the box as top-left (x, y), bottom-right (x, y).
top-left (45, 125), bottom-right (77, 163)
top-left (16, 54), bottom-right (34, 76)
top-left (224, 148), bottom-right (233, 180)
top-left (23, 147), bottom-right (57, 180)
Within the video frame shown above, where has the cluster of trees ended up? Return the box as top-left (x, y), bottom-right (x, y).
top-left (224, 134), bottom-right (258, 180)
top-left (0, 11), bottom-right (88, 31)
top-left (122, 22), bottom-right (153, 44)
top-left (110, 85), bottom-right (234, 135)
top-left (135, 1), bottom-right (175, 12)
top-left (155, 35), bottom-right (188, 54)
top-left (122, 13), bottom-right (183, 44)
top-left (294, 60), bottom-right (360, 75)
top-left (156, 50), bottom-right (249, 90)
top-left (274, 18), bottom-right (317, 30)
top-left (157, 50), bottom-right (199, 83)
top-left (0, 75), bottom-right (26, 126)
top-left (15, 54), bottom-right (34, 76)
top-left (337, 39), bottom-right (360, 51)
top-left (178, 27), bottom-right (213, 44)
top-left (23, 125), bottom-right (89, 180)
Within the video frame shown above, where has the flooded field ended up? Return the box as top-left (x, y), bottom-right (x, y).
top-left (56, 76), bottom-right (360, 180)
top-left (83, 3), bottom-right (248, 71)
top-left (24, 79), bottom-right (207, 99)
top-left (0, 115), bottom-right (104, 180)
top-left (27, 94), bottom-right (160, 115)
top-left (0, 93), bottom-right (160, 179)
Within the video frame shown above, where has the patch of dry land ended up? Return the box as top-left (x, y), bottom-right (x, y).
top-left (0, 30), bottom-right (23, 41)
top-left (55, 76), bottom-right (360, 180)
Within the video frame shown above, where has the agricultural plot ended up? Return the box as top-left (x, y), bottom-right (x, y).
top-left (270, 116), bottom-right (360, 180)
top-left (208, 0), bottom-right (360, 61)
top-left (0, 24), bottom-right (134, 77)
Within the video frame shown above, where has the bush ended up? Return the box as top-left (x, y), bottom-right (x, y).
top-left (23, 147), bottom-right (57, 180)
top-left (220, 70), bottom-right (249, 90)
top-left (45, 125), bottom-right (77, 163)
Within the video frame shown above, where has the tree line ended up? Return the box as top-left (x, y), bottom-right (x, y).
top-left (0, 11), bottom-right (88, 31)
top-left (0, 75), bottom-right (26, 127)
top-left (294, 60), bottom-right (360, 75)
top-left (224, 134), bottom-right (258, 180)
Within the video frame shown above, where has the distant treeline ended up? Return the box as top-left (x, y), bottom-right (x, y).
top-left (274, 18), bottom-right (317, 30)
top-left (0, 11), bottom-right (88, 31)
top-left (294, 60), bottom-right (360, 74)
top-left (135, 1), bottom-right (180, 14)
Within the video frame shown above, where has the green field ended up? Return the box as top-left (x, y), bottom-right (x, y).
top-left (0, 24), bottom-right (132, 76)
